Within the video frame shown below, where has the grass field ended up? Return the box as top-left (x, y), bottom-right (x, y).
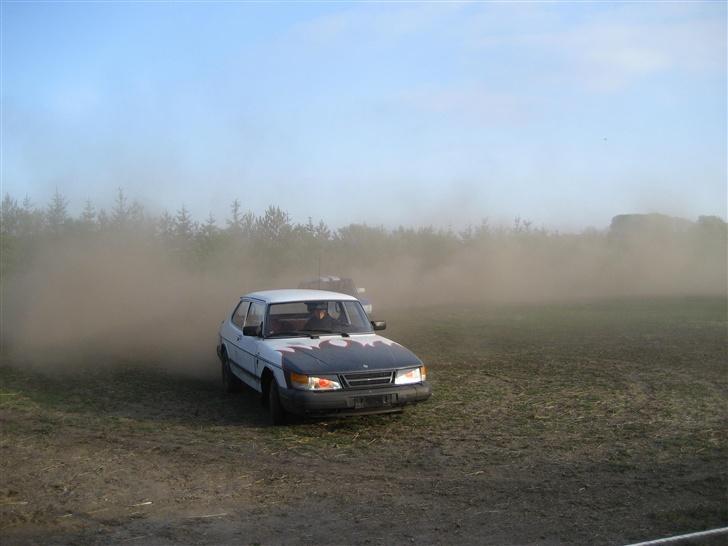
top-left (1, 297), bottom-right (726, 545)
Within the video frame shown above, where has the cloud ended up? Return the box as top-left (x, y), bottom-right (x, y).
top-left (463, 3), bottom-right (726, 92)
top-left (529, 18), bottom-right (724, 92)
top-left (292, 3), bottom-right (465, 46)
top-left (292, 3), bottom-right (724, 94)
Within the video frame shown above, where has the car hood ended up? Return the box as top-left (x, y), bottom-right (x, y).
top-left (266, 334), bottom-right (422, 374)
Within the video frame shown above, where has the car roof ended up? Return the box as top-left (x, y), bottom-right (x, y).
top-left (243, 289), bottom-right (359, 304)
top-left (300, 275), bottom-right (352, 283)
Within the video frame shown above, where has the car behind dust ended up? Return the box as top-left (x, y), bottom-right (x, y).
top-left (298, 276), bottom-right (373, 314)
top-left (217, 289), bottom-right (431, 424)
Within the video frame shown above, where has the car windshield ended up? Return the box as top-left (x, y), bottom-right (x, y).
top-left (265, 300), bottom-right (372, 338)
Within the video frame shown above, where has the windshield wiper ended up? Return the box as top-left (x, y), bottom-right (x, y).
top-left (301, 329), bottom-right (350, 337)
top-left (267, 331), bottom-right (317, 339)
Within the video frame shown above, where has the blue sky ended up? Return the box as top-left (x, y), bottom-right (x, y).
top-left (1, 1), bottom-right (725, 230)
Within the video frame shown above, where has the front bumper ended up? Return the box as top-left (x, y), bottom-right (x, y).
top-left (278, 382), bottom-right (431, 417)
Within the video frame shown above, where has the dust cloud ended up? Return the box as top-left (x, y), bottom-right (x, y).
top-left (1, 214), bottom-right (725, 376)
top-left (354, 230), bottom-right (726, 308)
top-left (2, 237), bottom-right (241, 377)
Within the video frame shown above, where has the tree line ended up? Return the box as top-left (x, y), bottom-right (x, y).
top-left (1, 188), bottom-right (725, 283)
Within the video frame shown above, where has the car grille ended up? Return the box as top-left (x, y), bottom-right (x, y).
top-left (340, 371), bottom-right (394, 389)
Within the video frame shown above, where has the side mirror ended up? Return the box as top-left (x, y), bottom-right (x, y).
top-left (371, 320), bottom-right (386, 331)
top-left (243, 324), bottom-right (261, 337)
top-left (357, 287), bottom-right (366, 294)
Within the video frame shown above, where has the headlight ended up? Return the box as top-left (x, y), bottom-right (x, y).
top-left (395, 366), bottom-right (426, 385)
top-left (289, 372), bottom-right (342, 391)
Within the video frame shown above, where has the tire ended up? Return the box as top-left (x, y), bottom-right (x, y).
top-left (268, 379), bottom-right (288, 426)
top-left (221, 352), bottom-right (242, 393)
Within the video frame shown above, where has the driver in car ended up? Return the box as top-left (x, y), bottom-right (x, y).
top-left (304, 302), bottom-right (337, 331)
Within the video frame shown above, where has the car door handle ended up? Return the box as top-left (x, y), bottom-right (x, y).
top-left (236, 335), bottom-right (242, 341)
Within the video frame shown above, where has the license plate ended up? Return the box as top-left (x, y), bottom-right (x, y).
top-left (354, 394), bottom-right (395, 409)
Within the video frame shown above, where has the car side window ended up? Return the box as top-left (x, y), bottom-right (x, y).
top-left (231, 301), bottom-right (250, 329)
top-left (245, 302), bottom-right (265, 329)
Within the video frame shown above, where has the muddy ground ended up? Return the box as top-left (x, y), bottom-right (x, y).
top-left (1, 298), bottom-right (726, 545)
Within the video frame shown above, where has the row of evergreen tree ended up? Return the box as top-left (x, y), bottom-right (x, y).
top-left (1, 189), bottom-right (335, 241)
top-left (0, 188), bottom-right (497, 276)
top-left (2, 189), bottom-right (725, 280)
top-left (2, 188), bottom-right (551, 251)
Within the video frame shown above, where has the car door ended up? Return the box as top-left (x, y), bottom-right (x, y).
top-left (225, 300), bottom-right (249, 378)
top-left (237, 300), bottom-right (266, 387)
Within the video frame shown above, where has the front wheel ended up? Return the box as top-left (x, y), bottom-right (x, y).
top-left (268, 379), bottom-right (288, 426)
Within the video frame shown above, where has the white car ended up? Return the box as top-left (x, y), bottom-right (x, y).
top-left (297, 276), bottom-right (373, 314)
top-left (216, 289), bottom-right (431, 424)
